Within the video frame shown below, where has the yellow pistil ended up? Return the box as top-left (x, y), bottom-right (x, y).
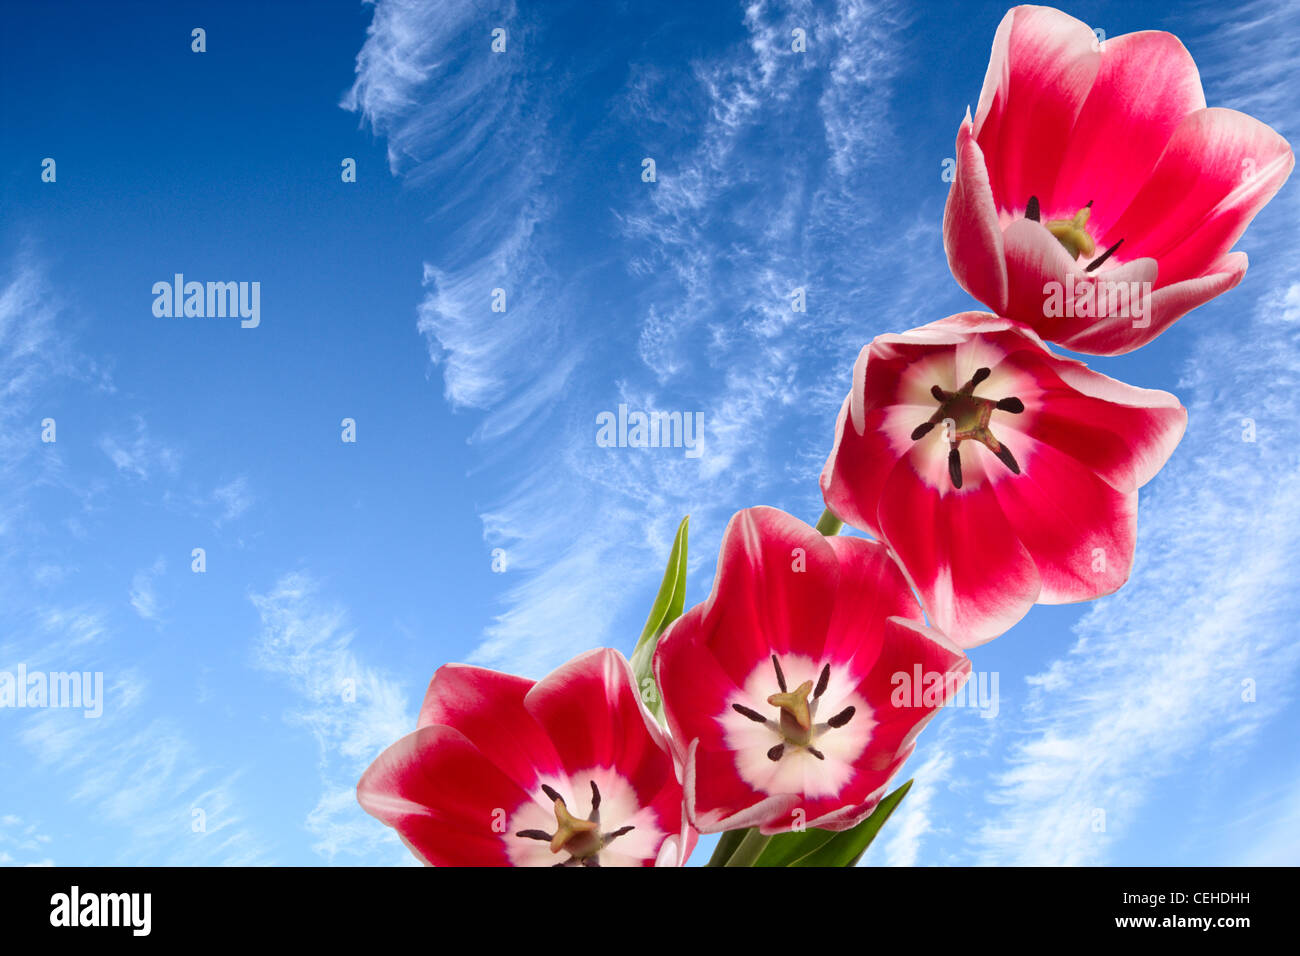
top-left (548, 798), bottom-right (599, 855)
top-left (1044, 205), bottom-right (1097, 260)
top-left (767, 679), bottom-right (815, 742)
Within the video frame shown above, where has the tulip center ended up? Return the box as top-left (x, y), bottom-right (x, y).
top-left (514, 780), bottom-right (635, 868)
top-left (731, 655), bottom-right (858, 763)
top-left (910, 366), bottom-right (1024, 489)
top-left (1024, 195), bottom-right (1124, 272)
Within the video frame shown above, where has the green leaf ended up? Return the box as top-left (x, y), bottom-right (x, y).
top-left (704, 827), bottom-right (749, 867)
top-left (629, 515), bottom-right (689, 721)
top-left (787, 780), bottom-right (913, 867)
top-left (751, 826), bottom-right (839, 867)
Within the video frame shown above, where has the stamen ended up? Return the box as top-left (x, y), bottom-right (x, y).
top-left (948, 447), bottom-right (964, 489)
top-left (1025, 195), bottom-right (1040, 222)
top-left (996, 397), bottom-right (1024, 413)
top-left (604, 825), bottom-right (635, 843)
top-left (1085, 238), bottom-right (1123, 272)
top-left (1085, 199), bottom-right (1094, 209)
top-left (582, 857), bottom-right (601, 867)
top-left (814, 664), bottom-right (831, 701)
top-left (516, 829), bottom-right (552, 841)
top-left (732, 703), bottom-right (768, 723)
top-left (807, 746), bottom-right (826, 761)
top-left (771, 655), bottom-right (787, 693)
top-left (993, 444), bottom-right (1020, 475)
top-left (931, 385), bottom-right (948, 402)
top-left (911, 421), bottom-right (936, 441)
top-left (589, 780), bottom-right (601, 814)
top-left (826, 706), bottom-right (856, 728)
top-left (540, 784), bottom-right (562, 804)
top-left (970, 366), bottom-right (991, 386)
top-left (767, 743), bottom-right (785, 762)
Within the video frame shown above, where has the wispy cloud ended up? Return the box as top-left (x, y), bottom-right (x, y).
top-left (249, 572), bottom-right (414, 862)
top-left (98, 415), bottom-right (181, 481)
top-left (348, 0), bottom-right (918, 676)
top-left (211, 475), bottom-right (253, 526)
top-left (129, 558), bottom-right (166, 622)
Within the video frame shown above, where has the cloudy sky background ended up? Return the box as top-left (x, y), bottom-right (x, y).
top-left (1, 0), bottom-right (1297, 865)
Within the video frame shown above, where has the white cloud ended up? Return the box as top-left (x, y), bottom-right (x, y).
top-left (211, 475), bottom-right (253, 525)
top-left (129, 558), bottom-right (166, 622)
top-left (98, 415), bottom-right (180, 481)
top-left (249, 572), bottom-right (414, 861)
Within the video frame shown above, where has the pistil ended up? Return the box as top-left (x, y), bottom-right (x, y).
top-left (911, 367), bottom-right (1024, 489)
top-left (737, 659), bottom-right (856, 764)
top-left (515, 780), bottom-right (635, 866)
top-left (1024, 194), bottom-right (1126, 272)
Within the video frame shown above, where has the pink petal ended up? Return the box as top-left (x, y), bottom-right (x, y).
top-left (524, 648), bottom-right (672, 801)
top-left (821, 401), bottom-right (901, 538)
top-left (822, 536), bottom-right (925, 669)
top-left (989, 432), bottom-right (1137, 603)
top-left (357, 725), bottom-right (525, 866)
top-left (654, 608), bottom-right (744, 754)
top-left (1048, 30), bottom-right (1205, 230)
top-left (1002, 217), bottom-right (1160, 341)
top-left (1050, 253), bottom-right (1247, 355)
top-left (943, 115), bottom-right (1008, 313)
top-left (973, 5), bottom-right (1100, 212)
top-left (417, 664), bottom-right (561, 791)
top-left (1107, 107), bottom-right (1294, 279)
top-left (878, 447), bottom-right (1040, 647)
top-left (697, 507), bottom-right (840, 684)
top-left (1031, 354), bottom-right (1188, 488)
top-left (682, 738), bottom-right (800, 835)
top-left (855, 617), bottom-right (971, 722)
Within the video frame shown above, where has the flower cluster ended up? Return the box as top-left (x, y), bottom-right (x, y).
top-left (358, 6), bottom-right (1292, 866)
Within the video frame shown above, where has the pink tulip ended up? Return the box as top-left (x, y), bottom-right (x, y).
top-left (358, 648), bottom-right (693, 866)
top-left (820, 314), bottom-right (1186, 647)
top-left (654, 507), bottom-right (970, 835)
top-left (945, 4), bottom-right (1293, 355)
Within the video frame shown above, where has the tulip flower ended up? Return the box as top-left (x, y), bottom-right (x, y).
top-left (654, 507), bottom-right (970, 835)
top-left (820, 313), bottom-right (1186, 646)
top-left (358, 648), bottom-right (693, 866)
top-left (945, 4), bottom-right (1293, 355)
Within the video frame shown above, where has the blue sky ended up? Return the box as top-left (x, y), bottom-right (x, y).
top-left (1, 0), bottom-right (1297, 866)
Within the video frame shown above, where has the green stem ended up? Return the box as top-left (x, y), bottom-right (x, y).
top-left (723, 827), bottom-right (773, 867)
top-left (814, 507), bottom-right (843, 537)
top-left (704, 828), bottom-right (748, 867)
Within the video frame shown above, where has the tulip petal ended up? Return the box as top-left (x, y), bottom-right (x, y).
top-left (654, 609), bottom-right (744, 754)
top-left (417, 664), bottom-right (561, 791)
top-left (700, 507), bottom-right (840, 683)
top-left (524, 648), bottom-right (673, 802)
top-left (357, 725), bottom-right (525, 866)
top-left (878, 445), bottom-right (1040, 647)
top-left (1003, 216), bottom-right (1160, 336)
top-left (943, 116), bottom-right (1008, 313)
top-left (990, 433), bottom-right (1137, 603)
top-left (1048, 30), bottom-right (1206, 230)
top-left (1107, 107), bottom-right (1294, 280)
top-left (823, 536), bottom-right (925, 669)
top-left (973, 5), bottom-right (1100, 212)
top-left (1002, 348), bottom-right (1187, 489)
top-left (682, 738), bottom-right (801, 834)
